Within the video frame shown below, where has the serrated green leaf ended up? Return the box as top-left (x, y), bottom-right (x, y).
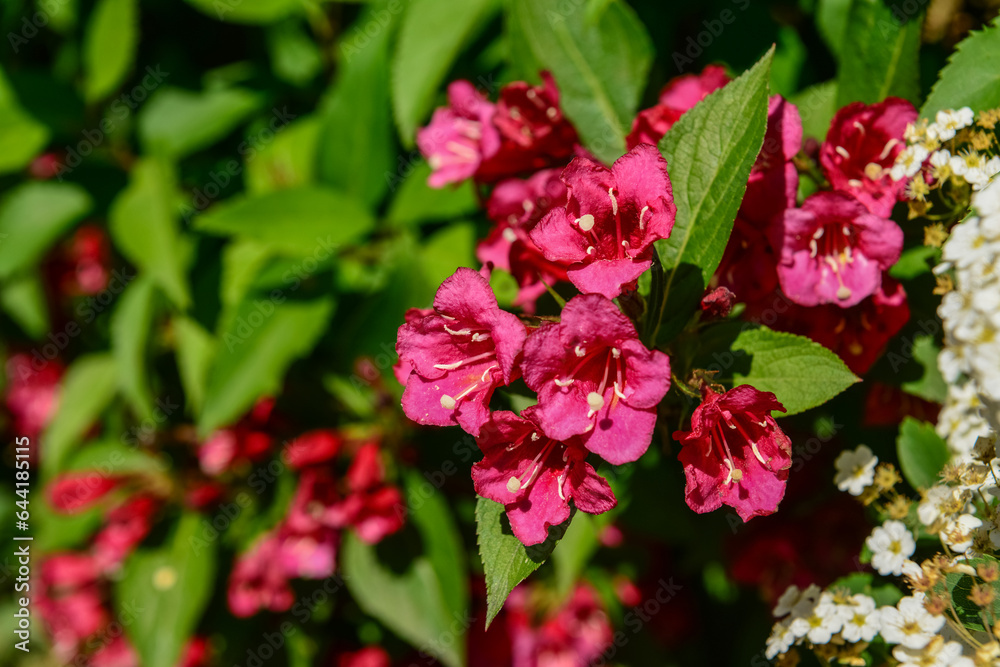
top-left (82, 0), bottom-right (138, 102)
top-left (0, 182), bottom-right (92, 280)
top-left (697, 324), bottom-right (860, 416)
top-left (922, 17), bottom-right (1000, 117)
top-left (319, 12), bottom-right (395, 207)
top-left (897, 417), bottom-right (950, 490)
top-left (109, 158), bottom-right (191, 309)
top-left (41, 354), bottom-right (120, 480)
top-left (194, 186), bottom-right (375, 257)
top-left (111, 276), bottom-right (157, 421)
top-left (648, 49), bottom-right (773, 345)
top-left (391, 0), bottom-right (499, 145)
top-left (507, 0), bottom-right (653, 163)
top-left (344, 474), bottom-right (467, 667)
top-left (138, 87), bottom-right (262, 159)
top-left (476, 496), bottom-right (570, 629)
top-left (116, 513), bottom-right (216, 667)
top-left (198, 297), bottom-right (334, 434)
top-left (835, 0), bottom-right (921, 107)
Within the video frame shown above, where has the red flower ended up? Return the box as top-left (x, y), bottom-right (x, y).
top-left (4, 352), bottom-right (62, 440)
top-left (506, 583), bottom-right (613, 667)
top-left (417, 81), bottom-right (500, 188)
top-left (92, 494), bottom-right (158, 572)
top-left (228, 533), bottom-right (295, 617)
top-left (326, 443), bottom-right (405, 544)
top-left (284, 429), bottom-right (342, 469)
top-left (198, 397), bottom-right (277, 476)
top-left (336, 646), bottom-right (392, 667)
top-left (48, 473), bottom-right (121, 514)
top-left (674, 385), bottom-right (792, 521)
top-left (626, 65), bottom-right (730, 149)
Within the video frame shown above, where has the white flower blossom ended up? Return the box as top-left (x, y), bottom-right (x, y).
top-left (939, 513), bottom-right (982, 553)
top-left (839, 594), bottom-right (881, 643)
top-left (866, 520), bottom-right (916, 576)
top-left (933, 108), bottom-right (974, 141)
top-left (880, 593), bottom-right (946, 649)
top-left (764, 621), bottom-right (795, 659)
top-left (893, 637), bottom-right (972, 667)
top-left (833, 445), bottom-right (878, 495)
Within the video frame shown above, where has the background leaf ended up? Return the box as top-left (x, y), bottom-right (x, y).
top-left (82, 0), bottom-right (138, 102)
top-left (507, 0), bottom-right (653, 163)
top-left (115, 513), bottom-right (216, 667)
top-left (921, 16), bottom-right (1000, 117)
top-left (648, 48), bottom-right (772, 345)
top-left (0, 182), bottom-right (92, 280)
top-left (835, 0), bottom-right (922, 107)
top-left (391, 0), bottom-right (499, 145)
top-left (138, 87), bottom-right (262, 159)
top-left (110, 276), bottom-right (158, 421)
top-left (897, 416), bottom-right (950, 490)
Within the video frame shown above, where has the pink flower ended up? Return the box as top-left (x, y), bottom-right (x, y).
top-left (472, 409), bottom-right (616, 545)
top-left (336, 646), bottom-right (392, 667)
top-left (284, 429), bottom-right (342, 470)
top-left (178, 637), bottom-right (212, 667)
top-left (777, 277), bottom-right (910, 375)
top-left (820, 98), bottom-right (917, 216)
top-left (521, 294), bottom-right (670, 465)
top-left (4, 352), bottom-right (62, 440)
top-left (741, 96), bottom-right (802, 227)
top-left (530, 145), bottom-right (677, 299)
top-left (37, 554), bottom-right (108, 660)
top-left (48, 473), bottom-right (121, 514)
top-left (772, 191), bottom-right (903, 308)
top-left (674, 385), bottom-right (793, 521)
top-left (277, 468), bottom-right (339, 578)
top-left (393, 308), bottom-right (433, 385)
top-left (50, 225), bottom-right (112, 296)
top-left (714, 218), bottom-right (780, 309)
top-left (228, 533), bottom-right (295, 617)
top-left (506, 583), bottom-right (613, 667)
top-left (476, 72), bottom-right (579, 182)
top-left (89, 636), bottom-right (140, 667)
top-left (417, 81), bottom-right (500, 188)
top-left (478, 168), bottom-right (571, 311)
top-left (198, 397), bottom-right (277, 476)
top-left (396, 267), bottom-right (526, 436)
top-left (627, 65), bottom-right (730, 149)
top-left (92, 495), bottom-right (158, 572)
top-left (326, 443), bottom-right (405, 544)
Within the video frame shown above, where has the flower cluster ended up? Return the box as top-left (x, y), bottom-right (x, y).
top-left (719, 98), bottom-right (913, 375)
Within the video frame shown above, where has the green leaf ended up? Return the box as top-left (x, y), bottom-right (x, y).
top-left (476, 496), bottom-right (569, 629)
top-left (890, 245), bottom-right (939, 280)
top-left (173, 316), bottom-right (215, 415)
top-left (318, 12), bottom-right (396, 207)
top-left (116, 513), bottom-right (216, 667)
top-left (551, 513), bottom-right (598, 600)
top-left (245, 115), bottom-right (320, 194)
top-left (791, 80), bottom-right (837, 141)
top-left (82, 0), bottom-right (138, 102)
top-left (41, 354), bottom-right (120, 479)
top-left (698, 324), bottom-right (860, 416)
top-left (0, 271), bottom-right (50, 338)
top-left (648, 49), bottom-right (773, 345)
top-left (66, 439), bottom-right (167, 476)
top-left (266, 20), bottom-right (322, 86)
top-left (836, 0), bottom-right (922, 107)
top-left (194, 186), bottom-right (376, 257)
top-left (198, 297), bottom-right (334, 434)
top-left (770, 26), bottom-right (806, 97)
top-left (946, 555), bottom-right (1000, 632)
top-left (816, 0), bottom-right (852, 61)
top-left (109, 159), bottom-right (191, 309)
top-left (897, 417), bottom-right (950, 490)
top-left (110, 276), bottom-right (158, 421)
top-left (900, 335), bottom-right (947, 404)
top-left (0, 182), bottom-right (92, 280)
top-left (392, 0), bottom-right (499, 145)
top-left (507, 0), bottom-right (653, 163)
top-left (138, 87), bottom-right (262, 159)
top-left (344, 474), bottom-right (468, 667)
top-left (182, 0), bottom-right (302, 24)
top-left (0, 69), bottom-right (50, 175)
top-left (922, 17), bottom-right (1000, 118)
top-left (385, 162), bottom-right (479, 228)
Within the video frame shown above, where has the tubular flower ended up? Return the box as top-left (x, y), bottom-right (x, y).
top-left (521, 294), bottom-right (670, 465)
top-left (530, 144), bottom-right (677, 299)
top-left (674, 385), bottom-right (793, 521)
top-left (626, 65), bottom-right (730, 149)
top-left (472, 409), bottom-right (616, 546)
top-left (772, 191), bottom-right (903, 308)
top-left (396, 267), bottom-right (526, 436)
top-left (819, 97), bottom-right (917, 216)
top-left (416, 81), bottom-right (500, 188)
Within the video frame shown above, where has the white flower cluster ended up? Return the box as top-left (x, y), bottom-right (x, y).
top-left (765, 584), bottom-right (970, 664)
top-left (892, 108), bottom-right (1000, 190)
top-left (937, 178), bottom-right (1000, 441)
top-left (834, 445), bottom-right (878, 496)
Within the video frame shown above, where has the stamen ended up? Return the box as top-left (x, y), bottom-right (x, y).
top-left (557, 470), bottom-right (567, 500)
top-left (587, 392), bottom-right (605, 411)
top-left (502, 228), bottom-right (517, 243)
top-left (506, 477), bottom-right (520, 493)
top-left (608, 188), bottom-right (618, 216)
top-left (433, 351), bottom-right (496, 370)
top-left (835, 146), bottom-right (850, 159)
top-left (852, 121), bottom-right (865, 134)
top-left (576, 214), bottom-right (595, 232)
top-left (847, 178), bottom-right (864, 188)
top-left (444, 325), bottom-right (472, 336)
top-left (554, 377), bottom-right (575, 387)
top-left (440, 395), bottom-right (456, 409)
top-left (751, 442), bottom-right (769, 466)
top-left (546, 107), bottom-right (558, 120)
top-left (575, 345), bottom-right (586, 358)
top-left (613, 382), bottom-right (627, 400)
top-left (611, 347), bottom-right (621, 359)
top-left (879, 138), bottom-right (899, 160)
top-left (586, 246), bottom-right (595, 255)
top-left (638, 205), bottom-right (649, 230)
